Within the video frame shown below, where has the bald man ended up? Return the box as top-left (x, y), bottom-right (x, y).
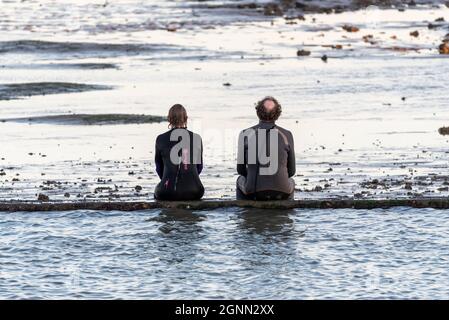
top-left (236, 96), bottom-right (296, 201)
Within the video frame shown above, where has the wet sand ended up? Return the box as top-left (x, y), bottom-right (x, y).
top-left (0, 0), bottom-right (448, 202)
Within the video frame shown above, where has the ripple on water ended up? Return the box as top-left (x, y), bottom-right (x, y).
top-left (1, 207), bottom-right (449, 299)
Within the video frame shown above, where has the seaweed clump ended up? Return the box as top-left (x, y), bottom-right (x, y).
top-left (439, 127), bottom-right (449, 135)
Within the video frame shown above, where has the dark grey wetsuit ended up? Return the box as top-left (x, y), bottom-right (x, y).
top-left (236, 121), bottom-right (295, 200)
top-left (154, 128), bottom-right (204, 201)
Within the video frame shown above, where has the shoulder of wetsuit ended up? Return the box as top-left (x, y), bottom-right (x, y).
top-left (274, 125), bottom-right (293, 136)
top-left (156, 130), bottom-right (172, 143)
top-left (241, 124), bottom-right (259, 133)
top-left (273, 125), bottom-right (294, 146)
top-left (252, 123), bottom-right (262, 130)
top-left (155, 132), bottom-right (164, 144)
top-left (189, 130), bottom-right (202, 139)
top-left (239, 126), bottom-right (259, 141)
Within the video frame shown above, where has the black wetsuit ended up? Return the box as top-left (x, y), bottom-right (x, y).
top-left (236, 121), bottom-right (296, 201)
top-left (154, 128), bottom-right (204, 201)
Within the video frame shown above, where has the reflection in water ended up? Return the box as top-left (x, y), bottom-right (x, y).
top-left (149, 209), bottom-right (206, 234)
top-left (2, 208), bottom-right (449, 298)
top-left (238, 208), bottom-right (297, 238)
top-left (147, 209), bottom-right (206, 264)
top-left (233, 209), bottom-right (304, 274)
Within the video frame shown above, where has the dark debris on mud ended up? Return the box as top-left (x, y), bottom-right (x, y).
top-left (0, 114), bottom-right (166, 125)
top-left (194, 0), bottom-right (449, 17)
top-left (0, 82), bottom-right (112, 100)
top-left (0, 40), bottom-right (176, 55)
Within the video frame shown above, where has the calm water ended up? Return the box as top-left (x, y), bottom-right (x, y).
top-left (1, 0), bottom-right (449, 299)
top-left (1, 207), bottom-right (449, 299)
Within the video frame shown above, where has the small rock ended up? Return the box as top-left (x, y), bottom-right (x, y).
top-left (135, 185), bottom-right (143, 192)
top-left (223, 82), bottom-right (232, 87)
top-left (439, 42), bottom-right (449, 54)
top-left (64, 193), bottom-right (70, 198)
top-left (342, 25), bottom-right (359, 32)
top-left (439, 127), bottom-right (449, 135)
top-left (321, 54), bottom-right (328, 62)
top-left (296, 49), bottom-right (311, 56)
top-left (409, 30), bottom-right (419, 37)
top-left (285, 15), bottom-right (306, 21)
top-left (324, 44), bottom-right (343, 49)
top-left (38, 193), bottom-right (50, 202)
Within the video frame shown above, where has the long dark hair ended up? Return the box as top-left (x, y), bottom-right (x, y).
top-left (168, 104), bottom-right (188, 128)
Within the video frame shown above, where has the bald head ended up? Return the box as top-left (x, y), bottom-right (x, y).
top-left (263, 99), bottom-right (276, 112)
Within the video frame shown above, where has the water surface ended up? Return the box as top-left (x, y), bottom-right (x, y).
top-left (1, 207), bottom-right (448, 299)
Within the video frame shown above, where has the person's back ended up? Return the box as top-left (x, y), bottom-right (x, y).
top-left (236, 97), bottom-right (295, 200)
top-left (154, 104), bottom-right (204, 201)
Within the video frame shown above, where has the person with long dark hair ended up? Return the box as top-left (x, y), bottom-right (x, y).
top-left (154, 104), bottom-right (204, 201)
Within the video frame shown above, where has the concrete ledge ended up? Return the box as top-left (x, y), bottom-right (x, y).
top-left (0, 197), bottom-right (449, 212)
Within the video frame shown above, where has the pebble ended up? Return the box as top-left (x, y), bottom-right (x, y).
top-left (297, 49), bottom-right (311, 56)
top-left (38, 193), bottom-right (50, 202)
top-left (342, 25), bottom-right (359, 32)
